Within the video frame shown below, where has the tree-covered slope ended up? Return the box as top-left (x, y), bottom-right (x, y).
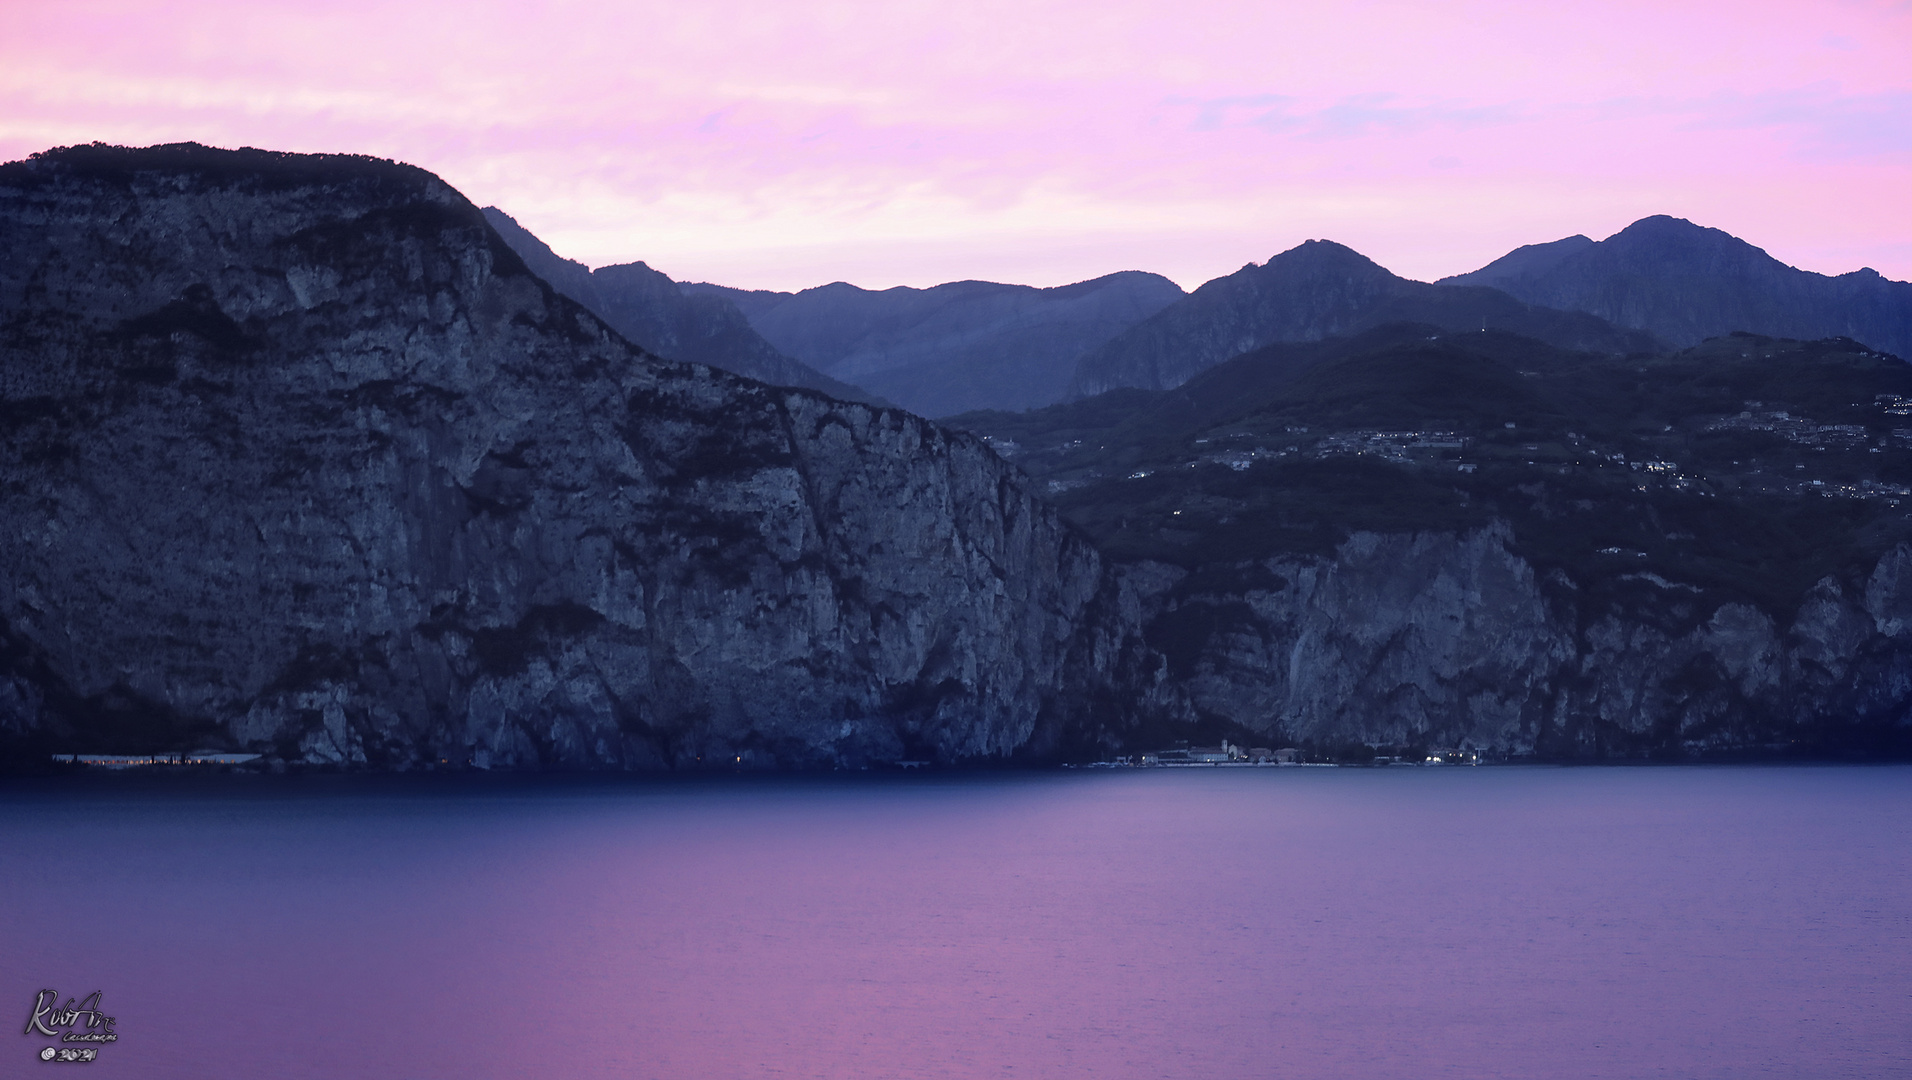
top-left (959, 327), bottom-right (1912, 760)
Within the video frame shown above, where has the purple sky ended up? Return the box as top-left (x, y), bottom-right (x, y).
top-left (5, 0), bottom-right (1909, 290)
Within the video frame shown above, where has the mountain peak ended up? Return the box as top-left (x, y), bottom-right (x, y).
top-left (1175, 240), bottom-right (1399, 304)
top-left (1069, 236), bottom-right (1652, 397)
top-left (1601, 215), bottom-right (1771, 260)
top-left (1607, 214), bottom-right (1712, 238)
top-left (1613, 213), bottom-right (1696, 231)
top-left (1445, 216), bottom-right (1912, 354)
top-left (1267, 238), bottom-right (1392, 271)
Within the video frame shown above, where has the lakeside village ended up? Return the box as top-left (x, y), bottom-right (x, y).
top-left (51, 752), bottom-right (261, 769)
top-left (1077, 740), bottom-right (1483, 768)
top-left (51, 744), bottom-right (1486, 771)
top-left (997, 394), bottom-right (1912, 506)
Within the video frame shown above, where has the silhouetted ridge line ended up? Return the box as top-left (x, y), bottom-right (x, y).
top-left (1442, 215), bottom-right (1912, 360)
top-left (1067, 239), bottom-right (1657, 397)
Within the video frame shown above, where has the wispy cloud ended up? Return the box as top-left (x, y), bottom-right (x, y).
top-left (1691, 87), bottom-right (1912, 160)
top-left (1173, 93), bottom-right (1527, 140)
top-left (1173, 84), bottom-right (1911, 161)
top-left (2, 0), bottom-right (1908, 287)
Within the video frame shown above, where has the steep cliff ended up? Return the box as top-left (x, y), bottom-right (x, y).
top-left (0, 143), bottom-right (1103, 769)
top-left (1442, 216), bottom-right (1912, 359)
top-left (1081, 529), bottom-right (1912, 758)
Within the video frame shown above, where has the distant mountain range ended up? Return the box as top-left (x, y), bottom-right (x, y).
top-left (498, 212), bottom-right (1910, 420)
top-left (1065, 240), bottom-right (1661, 397)
top-left (684, 273), bottom-right (1184, 417)
top-left (481, 208), bottom-right (880, 405)
top-left (1440, 215), bottom-right (1912, 360)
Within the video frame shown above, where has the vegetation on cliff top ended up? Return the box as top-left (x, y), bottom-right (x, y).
top-left (952, 326), bottom-right (1912, 618)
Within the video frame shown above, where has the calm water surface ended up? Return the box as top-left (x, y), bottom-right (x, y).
top-left (2, 766), bottom-right (1908, 1079)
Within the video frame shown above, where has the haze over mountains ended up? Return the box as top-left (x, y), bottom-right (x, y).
top-left (684, 274), bottom-right (1184, 417)
top-left (481, 208), bottom-right (881, 405)
top-left (485, 208), bottom-right (1185, 417)
top-left (488, 209), bottom-right (1911, 421)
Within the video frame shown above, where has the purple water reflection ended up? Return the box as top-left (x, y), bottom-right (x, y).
top-left (3, 766), bottom-right (1908, 1078)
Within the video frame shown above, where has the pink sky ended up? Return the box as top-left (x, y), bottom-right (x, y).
top-left (4, 0), bottom-right (1909, 290)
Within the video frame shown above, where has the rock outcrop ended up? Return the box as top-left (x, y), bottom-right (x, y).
top-left (0, 143), bottom-right (1103, 769)
top-left (1091, 529), bottom-right (1912, 757)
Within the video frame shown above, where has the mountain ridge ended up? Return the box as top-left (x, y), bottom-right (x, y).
top-left (1067, 239), bottom-right (1660, 397)
top-left (684, 271), bottom-right (1184, 416)
top-left (1439, 234), bottom-right (1595, 293)
top-left (481, 207), bottom-right (882, 405)
top-left (1442, 215), bottom-right (1912, 359)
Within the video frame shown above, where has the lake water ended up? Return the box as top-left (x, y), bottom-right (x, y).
top-left (3, 766), bottom-right (1908, 1078)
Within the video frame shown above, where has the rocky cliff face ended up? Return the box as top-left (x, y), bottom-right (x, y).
top-left (480, 208), bottom-right (880, 405)
top-left (1090, 529), bottom-right (1912, 757)
top-left (0, 144), bottom-right (1103, 769)
top-left (1069, 241), bottom-right (1659, 396)
top-left (1442, 216), bottom-right (1912, 359)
